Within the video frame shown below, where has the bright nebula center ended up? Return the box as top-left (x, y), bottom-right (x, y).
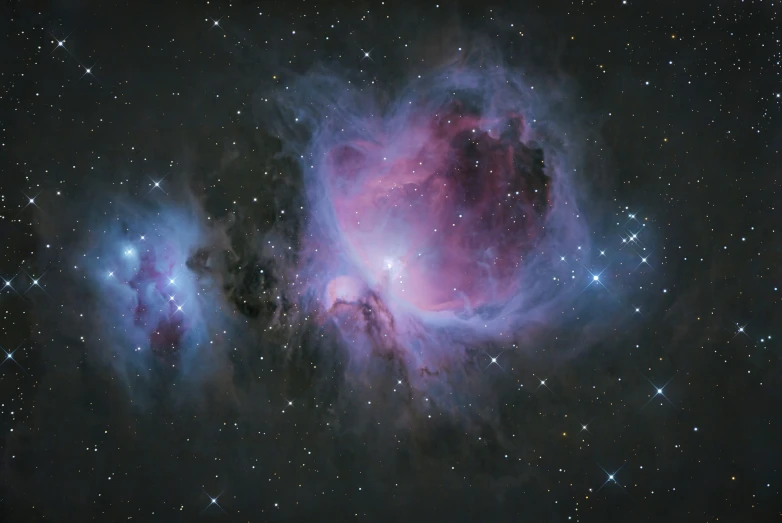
top-left (322, 108), bottom-right (549, 316)
top-left (282, 59), bottom-right (589, 381)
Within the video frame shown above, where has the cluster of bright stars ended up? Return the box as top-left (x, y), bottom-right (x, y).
top-left (104, 233), bottom-right (187, 317)
top-left (1, 271), bottom-right (46, 296)
top-left (50, 33), bottom-right (97, 80)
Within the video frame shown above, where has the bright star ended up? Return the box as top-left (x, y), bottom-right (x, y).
top-left (360, 47), bottom-right (375, 62)
top-left (644, 376), bottom-right (675, 408)
top-left (2, 275), bottom-right (18, 294)
top-left (597, 463), bottom-right (627, 492)
top-left (734, 324), bottom-right (750, 339)
top-left (49, 32), bottom-right (73, 55)
top-left (147, 176), bottom-right (168, 195)
top-left (582, 265), bottom-right (610, 292)
top-left (202, 491), bottom-right (225, 514)
top-left (80, 64), bottom-right (97, 80)
top-left (534, 374), bottom-right (552, 392)
top-left (24, 272), bottom-right (47, 294)
top-left (484, 352), bottom-right (505, 371)
top-left (21, 191), bottom-right (41, 211)
top-left (0, 344), bottom-right (25, 370)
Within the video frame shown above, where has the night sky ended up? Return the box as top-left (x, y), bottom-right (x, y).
top-left (1, 0), bottom-right (781, 521)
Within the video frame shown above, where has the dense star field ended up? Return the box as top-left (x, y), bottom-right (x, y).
top-left (1, 0), bottom-right (780, 521)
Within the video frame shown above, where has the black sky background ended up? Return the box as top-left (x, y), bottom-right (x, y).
top-left (1, 0), bottom-right (781, 521)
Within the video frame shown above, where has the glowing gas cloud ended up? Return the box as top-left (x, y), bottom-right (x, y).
top-left (79, 198), bottom-right (231, 384)
top-left (278, 48), bottom-right (592, 383)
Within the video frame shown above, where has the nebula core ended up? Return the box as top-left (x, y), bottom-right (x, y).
top-left (323, 111), bottom-right (548, 315)
top-left (282, 54), bottom-right (590, 382)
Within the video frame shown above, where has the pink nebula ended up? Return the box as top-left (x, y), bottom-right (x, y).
top-left (282, 61), bottom-right (588, 384)
top-left (318, 106), bottom-right (550, 319)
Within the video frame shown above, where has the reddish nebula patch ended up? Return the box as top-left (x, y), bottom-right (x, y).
top-left (322, 105), bottom-right (551, 316)
top-left (128, 248), bottom-right (189, 359)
